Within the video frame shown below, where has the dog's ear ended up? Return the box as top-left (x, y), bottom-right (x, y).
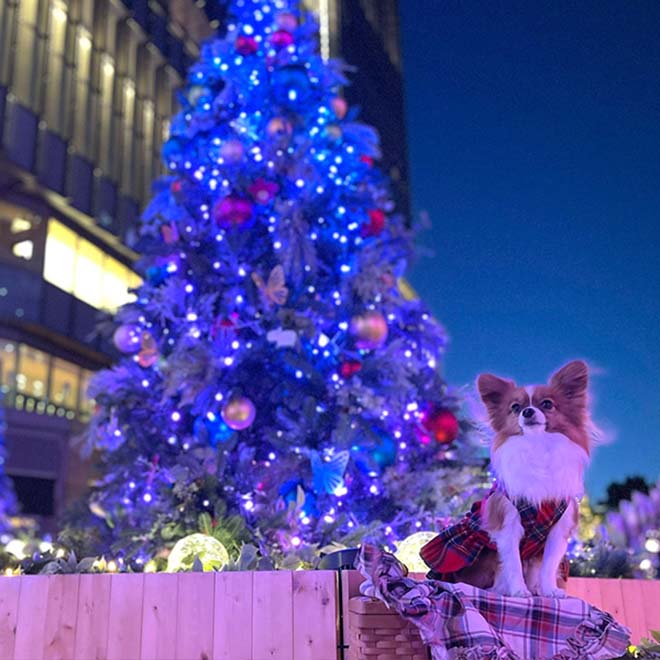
top-left (477, 373), bottom-right (515, 415)
top-left (549, 361), bottom-right (588, 401)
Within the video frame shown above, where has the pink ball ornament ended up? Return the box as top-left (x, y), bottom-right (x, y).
top-left (271, 29), bottom-right (294, 50)
top-left (213, 195), bottom-right (254, 230)
top-left (275, 11), bottom-right (298, 32)
top-left (235, 34), bottom-right (258, 56)
top-left (350, 311), bottom-right (388, 350)
top-left (113, 324), bottom-right (142, 354)
top-left (331, 96), bottom-right (348, 119)
top-left (222, 396), bottom-right (256, 431)
top-left (219, 139), bottom-right (245, 163)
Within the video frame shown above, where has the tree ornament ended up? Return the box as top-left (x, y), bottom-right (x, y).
top-left (161, 221), bottom-right (180, 245)
top-left (275, 11), bottom-right (298, 32)
top-left (213, 195), bottom-right (254, 230)
top-left (330, 96), bottom-right (348, 119)
top-left (395, 531), bottom-right (438, 572)
top-left (271, 65), bottom-right (311, 108)
top-left (137, 332), bottom-right (158, 368)
top-left (350, 311), bottom-right (388, 349)
top-left (187, 85), bottom-right (211, 106)
top-left (421, 407), bottom-right (459, 444)
top-left (339, 359), bottom-right (362, 379)
top-left (352, 428), bottom-right (397, 476)
top-left (166, 533), bottom-right (229, 572)
top-left (113, 324), bottom-right (142, 353)
top-left (219, 139), bottom-right (245, 163)
top-left (361, 209), bottom-right (386, 238)
top-left (271, 29), bottom-right (294, 51)
top-left (266, 116), bottom-right (293, 138)
top-left (235, 34), bottom-right (258, 56)
top-left (360, 155), bottom-right (374, 167)
top-left (248, 178), bottom-right (279, 204)
top-left (325, 125), bottom-right (343, 142)
top-left (222, 396), bottom-right (256, 431)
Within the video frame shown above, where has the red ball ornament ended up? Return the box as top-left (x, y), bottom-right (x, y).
top-left (236, 35), bottom-right (258, 56)
top-left (271, 29), bottom-right (294, 50)
top-left (422, 408), bottom-right (459, 445)
top-left (275, 11), bottom-right (298, 32)
top-left (222, 396), bottom-right (256, 431)
top-left (248, 178), bottom-right (279, 204)
top-left (360, 155), bottom-right (374, 167)
top-left (213, 195), bottom-right (254, 230)
top-left (361, 209), bottom-right (386, 238)
top-left (330, 96), bottom-right (348, 119)
top-left (339, 359), bottom-right (362, 379)
top-left (350, 311), bottom-right (388, 350)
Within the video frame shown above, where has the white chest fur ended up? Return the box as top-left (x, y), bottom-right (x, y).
top-left (491, 430), bottom-right (589, 504)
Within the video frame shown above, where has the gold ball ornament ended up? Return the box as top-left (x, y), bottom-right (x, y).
top-left (350, 311), bottom-right (388, 349)
top-left (166, 533), bottom-right (229, 572)
top-left (394, 531), bottom-right (437, 573)
top-left (221, 396), bottom-right (256, 431)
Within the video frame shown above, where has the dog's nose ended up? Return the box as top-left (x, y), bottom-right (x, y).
top-left (522, 407), bottom-right (535, 419)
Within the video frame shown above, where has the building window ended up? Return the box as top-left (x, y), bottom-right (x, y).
top-left (12, 0), bottom-right (42, 109)
top-left (44, 1), bottom-right (70, 136)
top-left (120, 79), bottom-right (137, 195)
top-left (0, 339), bottom-right (18, 395)
top-left (72, 26), bottom-right (93, 156)
top-left (43, 220), bottom-right (139, 312)
top-left (98, 54), bottom-right (115, 174)
top-left (1, 338), bottom-right (96, 420)
top-left (17, 344), bottom-right (49, 400)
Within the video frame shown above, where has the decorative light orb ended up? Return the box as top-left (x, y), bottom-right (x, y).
top-left (166, 533), bottom-right (229, 573)
top-left (219, 139), bottom-right (245, 163)
top-left (222, 396), bottom-right (256, 430)
top-left (394, 531), bottom-right (437, 572)
top-left (350, 311), bottom-right (388, 350)
top-left (5, 539), bottom-right (26, 559)
top-left (639, 558), bottom-right (652, 571)
top-left (645, 537), bottom-right (660, 553)
top-left (113, 324), bottom-right (142, 353)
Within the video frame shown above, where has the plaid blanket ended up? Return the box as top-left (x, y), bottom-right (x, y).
top-left (358, 544), bottom-right (630, 660)
top-left (421, 488), bottom-right (569, 577)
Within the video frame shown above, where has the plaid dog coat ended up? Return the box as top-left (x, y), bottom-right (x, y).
top-left (420, 488), bottom-right (569, 580)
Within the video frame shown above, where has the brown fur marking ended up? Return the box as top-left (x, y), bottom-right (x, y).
top-left (482, 491), bottom-right (508, 532)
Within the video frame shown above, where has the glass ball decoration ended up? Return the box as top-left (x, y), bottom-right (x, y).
top-left (350, 311), bottom-right (388, 350)
top-left (271, 29), bottom-right (294, 51)
top-left (222, 396), bottom-right (256, 431)
top-left (235, 34), bottom-right (258, 56)
top-left (422, 407), bottom-right (459, 444)
top-left (113, 324), bottom-right (142, 354)
top-left (166, 533), bottom-right (229, 572)
top-left (361, 209), bottom-right (386, 238)
top-left (213, 195), bottom-right (254, 230)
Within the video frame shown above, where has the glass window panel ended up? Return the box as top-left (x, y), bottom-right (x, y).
top-left (79, 369), bottom-right (95, 417)
top-left (73, 27), bottom-right (93, 153)
top-left (44, 2), bottom-right (69, 134)
top-left (17, 345), bottom-right (49, 399)
top-left (50, 358), bottom-right (79, 409)
top-left (98, 54), bottom-right (115, 173)
top-left (73, 239), bottom-right (103, 307)
top-left (43, 220), bottom-right (77, 293)
top-left (13, 0), bottom-right (40, 107)
top-left (0, 339), bottom-right (18, 395)
top-left (101, 257), bottom-right (128, 311)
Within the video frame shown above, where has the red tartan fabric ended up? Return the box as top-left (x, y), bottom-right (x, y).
top-left (420, 489), bottom-right (569, 578)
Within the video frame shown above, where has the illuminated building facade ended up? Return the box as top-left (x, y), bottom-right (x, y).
top-left (0, 0), bottom-right (408, 528)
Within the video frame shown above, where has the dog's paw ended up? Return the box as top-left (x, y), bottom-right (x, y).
top-left (539, 586), bottom-right (566, 598)
top-left (492, 582), bottom-right (532, 598)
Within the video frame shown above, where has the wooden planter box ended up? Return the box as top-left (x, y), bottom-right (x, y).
top-left (0, 570), bottom-right (658, 660)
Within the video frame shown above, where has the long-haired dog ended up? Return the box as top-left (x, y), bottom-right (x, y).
top-left (421, 360), bottom-right (591, 597)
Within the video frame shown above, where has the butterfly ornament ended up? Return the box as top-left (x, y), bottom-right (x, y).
top-left (310, 449), bottom-right (350, 495)
top-left (251, 264), bottom-right (289, 307)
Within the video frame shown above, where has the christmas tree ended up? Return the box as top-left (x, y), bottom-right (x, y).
top-left (0, 394), bottom-right (18, 536)
top-left (71, 0), bottom-right (487, 566)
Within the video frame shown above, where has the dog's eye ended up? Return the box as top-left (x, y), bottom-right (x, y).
top-left (540, 399), bottom-right (554, 410)
top-left (510, 403), bottom-right (521, 414)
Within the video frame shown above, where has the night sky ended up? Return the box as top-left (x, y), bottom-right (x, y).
top-left (399, 0), bottom-right (660, 499)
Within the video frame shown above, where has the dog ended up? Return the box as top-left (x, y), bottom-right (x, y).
top-left (420, 360), bottom-right (591, 597)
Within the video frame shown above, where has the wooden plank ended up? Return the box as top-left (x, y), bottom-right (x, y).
top-left (620, 579), bottom-right (648, 643)
top-left (106, 573), bottom-right (145, 660)
top-left (640, 579), bottom-right (660, 637)
top-left (175, 572), bottom-right (214, 660)
top-left (341, 570), bottom-right (364, 650)
top-left (213, 571), bottom-right (253, 660)
top-left (0, 576), bottom-right (21, 659)
top-left (293, 571), bottom-right (338, 660)
top-left (597, 578), bottom-right (626, 620)
top-left (252, 571), bottom-right (293, 660)
top-left (14, 576), bottom-right (48, 660)
top-left (566, 576), bottom-right (587, 601)
top-left (43, 574), bottom-right (80, 660)
top-left (73, 574), bottom-right (112, 660)
top-left (579, 577), bottom-right (603, 610)
top-left (141, 573), bottom-right (179, 660)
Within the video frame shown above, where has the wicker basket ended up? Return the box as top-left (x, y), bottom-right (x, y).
top-left (348, 596), bottom-right (429, 660)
